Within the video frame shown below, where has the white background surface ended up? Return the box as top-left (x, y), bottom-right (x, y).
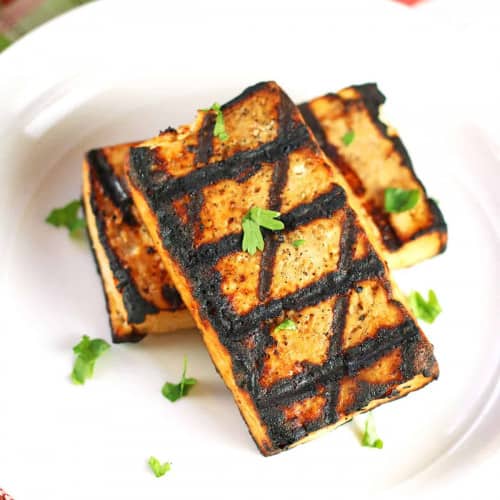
top-left (0, 1), bottom-right (499, 499)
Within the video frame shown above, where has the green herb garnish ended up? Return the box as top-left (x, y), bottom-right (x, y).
top-left (46, 199), bottom-right (86, 238)
top-left (408, 289), bottom-right (442, 324)
top-left (241, 207), bottom-right (284, 255)
top-left (342, 130), bottom-right (355, 146)
top-left (361, 412), bottom-right (383, 449)
top-left (161, 356), bottom-right (197, 402)
top-left (202, 102), bottom-right (228, 141)
top-left (292, 239), bottom-right (305, 248)
top-left (274, 319), bottom-right (297, 332)
top-left (384, 187), bottom-right (420, 213)
top-left (0, 34), bottom-right (11, 52)
top-left (71, 335), bottom-right (110, 385)
top-left (148, 456), bottom-right (171, 478)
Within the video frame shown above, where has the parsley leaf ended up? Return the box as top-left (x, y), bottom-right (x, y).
top-left (384, 187), bottom-right (420, 213)
top-left (274, 319), bottom-right (297, 332)
top-left (292, 239), bottom-right (305, 248)
top-left (342, 130), bottom-right (355, 146)
top-left (0, 34), bottom-right (11, 52)
top-left (241, 207), bottom-right (284, 255)
top-left (361, 412), bottom-right (383, 449)
top-left (242, 218), bottom-right (264, 255)
top-left (408, 289), bottom-right (442, 323)
top-left (46, 199), bottom-right (86, 238)
top-left (161, 356), bottom-right (197, 402)
top-left (148, 456), bottom-right (171, 478)
top-left (71, 335), bottom-right (110, 385)
top-left (202, 102), bottom-right (228, 141)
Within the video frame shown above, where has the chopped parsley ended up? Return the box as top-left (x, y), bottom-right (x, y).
top-left (71, 335), bottom-right (110, 385)
top-left (408, 289), bottom-right (442, 324)
top-left (46, 199), bottom-right (86, 238)
top-left (274, 319), bottom-right (297, 332)
top-left (202, 102), bottom-right (228, 141)
top-left (0, 34), bottom-right (11, 52)
top-left (361, 412), bottom-right (383, 449)
top-left (148, 456), bottom-right (171, 478)
top-left (292, 239), bottom-right (305, 248)
top-left (241, 207), bottom-right (284, 255)
top-left (384, 187), bottom-right (420, 213)
top-left (161, 356), bottom-right (197, 402)
top-left (342, 130), bottom-right (355, 146)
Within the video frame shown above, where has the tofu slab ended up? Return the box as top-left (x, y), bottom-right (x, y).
top-left (82, 142), bottom-right (194, 342)
top-left (126, 81), bottom-right (439, 454)
top-left (299, 84), bottom-right (447, 269)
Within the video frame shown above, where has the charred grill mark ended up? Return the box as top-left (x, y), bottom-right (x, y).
top-left (302, 85), bottom-right (448, 251)
top-left (343, 320), bottom-right (419, 376)
top-left (257, 93), bottom-right (296, 300)
top-left (337, 208), bottom-right (357, 271)
top-left (160, 126), bottom-right (177, 135)
top-left (364, 200), bottom-right (401, 251)
top-left (87, 176), bottom-right (156, 342)
top-left (280, 186), bottom-right (346, 230)
top-left (128, 83), bottom-right (438, 451)
top-left (255, 321), bottom-right (421, 410)
top-left (187, 190), bottom-right (205, 243)
top-left (322, 294), bottom-right (349, 422)
top-left (409, 198), bottom-right (448, 250)
top-left (350, 83), bottom-right (448, 247)
top-left (400, 335), bottom-right (438, 381)
top-left (196, 112), bottom-right (216, 165)
top-left (345, 380), bottom-right (393, 415)
top-left (195, 186), bottom-right (347, 267)
top-left (130, 125), bottom-right (311, 200)
top-left (299, 102), bottom-right (366, 197)
top-left (258, 155), bottom-right (289, 302)
top-left (86, 149), bottom-right (137, 226)
top-left (257, 234), bottom-right (281, 302)
top-left (162, 285), bottom-right (183, 309)
top-left (219, 252), bottom-right (385, 339)
top-left (321, 209), bottom-right (356, 421)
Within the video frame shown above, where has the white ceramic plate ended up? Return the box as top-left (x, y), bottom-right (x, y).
top-left (1, 1), bottom-right (499, 498)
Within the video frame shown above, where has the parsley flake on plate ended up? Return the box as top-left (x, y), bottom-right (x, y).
top-left (408, 289), bottom-right (442, 324)
top-left (71, 335), bottom-right (110, 385)
top-left (201, 102), bottom-right (228, 141)
top-left (46, 199), bottom-right (86, 238)
top-left (0, 34), bottom-right (11, 52)
top-left (361, 412), bottom-right (383, 449)
top-left (148, 456), bottom-right (171, 478)
top-left (384, 187), bottom-right (420, 213)
top-left (161, 356), bottom-right (197, 402)
top-left (241, 207), bottom-right (284, 255)
top-left (342, 130), bottom-right (355, 146)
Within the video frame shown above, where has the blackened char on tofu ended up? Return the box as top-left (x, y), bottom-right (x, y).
top-left (82, 142), bottom-right (194, 342)
top-left (126, 81), bottom-right (439, 455)
top-left (299, 84), bottom-right (447, 269)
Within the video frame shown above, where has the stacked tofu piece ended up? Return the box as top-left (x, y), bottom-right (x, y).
top-left (83, 81), bottom-right (446, 454)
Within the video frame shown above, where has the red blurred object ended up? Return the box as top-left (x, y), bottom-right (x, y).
top-left (393, 0), bottom-right (424, 5)
top-left (0, 0), bottom-right (16, 5)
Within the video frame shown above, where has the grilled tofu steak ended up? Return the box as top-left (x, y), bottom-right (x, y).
top-left (126, 81), bottom-right (439, 455)
top-left (299, 83), bottom-right (447, 269)
top-left (82, 142), bottom-right (194, 342)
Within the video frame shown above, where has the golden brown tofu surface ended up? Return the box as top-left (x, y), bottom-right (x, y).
top-left (82, 142), bottom-right (194, 342)
top-left (126, 81), bottom-right (439, 454)
top-left (299, 84), bottom-right (447, 269)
